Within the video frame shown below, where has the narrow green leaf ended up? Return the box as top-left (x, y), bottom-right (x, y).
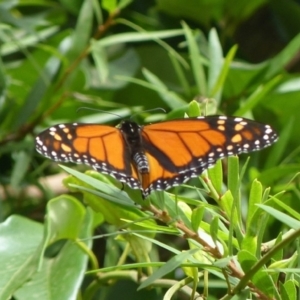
top-left (182, 21), bottom-right (207, 95)
top-left (118, 0), bottom-right (133, 10)
top-left (242, 180), bottom-right (263, 254)
top-left (246, 179), bottom-right (262, 230)
top-left (60, 165), bottom-right (133, 204)
top-left (227, 156), bottom-right (240, 206)
top-left (265, 31), bottom-right (300, 78)
top-left (138, 248), bottom-right (199, 290)
top-left (91, 41), bottom-right (109, 82)
top-left (0, 26), bottom-right (59, 56)
top-left (98, 29), bottom-right (185, 47)
top-left (207, 28), bottom-right (226, 103)
top-left (258, 205), bottom-right (300, 229)
top-left (271, 196), bottom-right (300, 220)
top-left (207, 159), bottom-right (223, 195)
top-left (11, 150), bottom-right (31, 189)
top-left (219, 191), bottom-right (239, 231)
top-left (169, 52), bottom-right (190, 96)
top-left (70, 0), bottom-right (94, 58)
top-left (209, 44), bottom-right (238, 101)
top-left (210, 216), bottom-right (219, 246)
top-left (234, 75), bottom-right (282, 116)
top-left (265, 117), bottom-right (293, 169)
top-left (191, 206), bottom-right (205, 232)
top-left (142, 68), bottom-right (186, 109)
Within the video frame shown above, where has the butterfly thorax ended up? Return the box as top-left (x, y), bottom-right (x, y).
top-left (119, 121), bottom-right (149, 174)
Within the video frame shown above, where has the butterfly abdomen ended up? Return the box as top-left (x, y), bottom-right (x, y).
top-left (132, 152), bottom-right (149, 173)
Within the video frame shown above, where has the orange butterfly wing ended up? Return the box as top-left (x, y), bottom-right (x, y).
top-left (139, 116), bottom-right (277, 196)
top-left (35, 123), bottom-right (141, 190)
top-left (36, 116), bottom-right (278, 198)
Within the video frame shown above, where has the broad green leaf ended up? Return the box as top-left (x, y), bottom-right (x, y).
top-left (0, 216), bottom-right (43, 300)
top-left (14, 210), bottom-right (93, 300)
top-left (281, 280), bottom-right (296, 300)
top-left (45, 195), bottom-right (86, 243)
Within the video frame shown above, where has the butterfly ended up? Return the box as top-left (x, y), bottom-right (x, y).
top-left (35, 115), bottom-right (278, 198)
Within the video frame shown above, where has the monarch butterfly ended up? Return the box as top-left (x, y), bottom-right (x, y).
top-left (36, 116), bottom-right (278, 198)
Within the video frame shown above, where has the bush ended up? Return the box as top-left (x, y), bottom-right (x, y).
top-left (1, 1), bottom-right (299, 299)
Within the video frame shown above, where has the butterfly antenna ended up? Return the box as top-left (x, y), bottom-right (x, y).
top-left (76, 107), bottom-right (122, 118)
top-left (130, 107), bottom-right (166, 120)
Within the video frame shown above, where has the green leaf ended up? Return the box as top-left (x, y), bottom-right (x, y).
top-left (138, 248), bottom-right (199, 290)
top-left (187, 99), bottom-right (201, 117)
top-left (227, 156), bottom-right (240, 204)
top-left (11, 150), bottom-right (31, 189)
top-left (230, 289), bottom-right (250, 300)
top-left (281, 280), bottom-right (297, 300)
top-left (208, 28), bottom-right (223, 100)
top-left (102, 0), bottom-right (117, 12)
top-left (142, 68), bottom-right (186, 109)
top-left (70, 0), bottom-right (94, 58)
top-left (0, 216), bottom-right (43, 300)
top-left (90, 41), bottom-right (109, 83)
top-left (210, 216), bottom-right (219, 246)
top-left (265, 31), bottom-right (300, 78)
top-left (210, 43), bottom-right (238, 102)
top-left (238, 250), bottom-right (275, 297)
top-left (264, 116), bottom-right (293, 169)
top-left (98, 29), bottom-right (185, 47)
top-left (207, 159), bottom-right (223, 195)
top-left (182, 21), bottom-right (207, 95)
top-left (258, 205), bottom-right (300, 229)
top-left (246, 179), bottom-right (263, 228)
top-left (45, 195), bottom-right (87, 243)
top-left (242, 180), bottom-right (263, 254)
top-left (14, 210), bottom-right (93, 300)
top-left (191, 206), bottom-right (205, 232)
top-left (234, 75), bottom-right (282, 116)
